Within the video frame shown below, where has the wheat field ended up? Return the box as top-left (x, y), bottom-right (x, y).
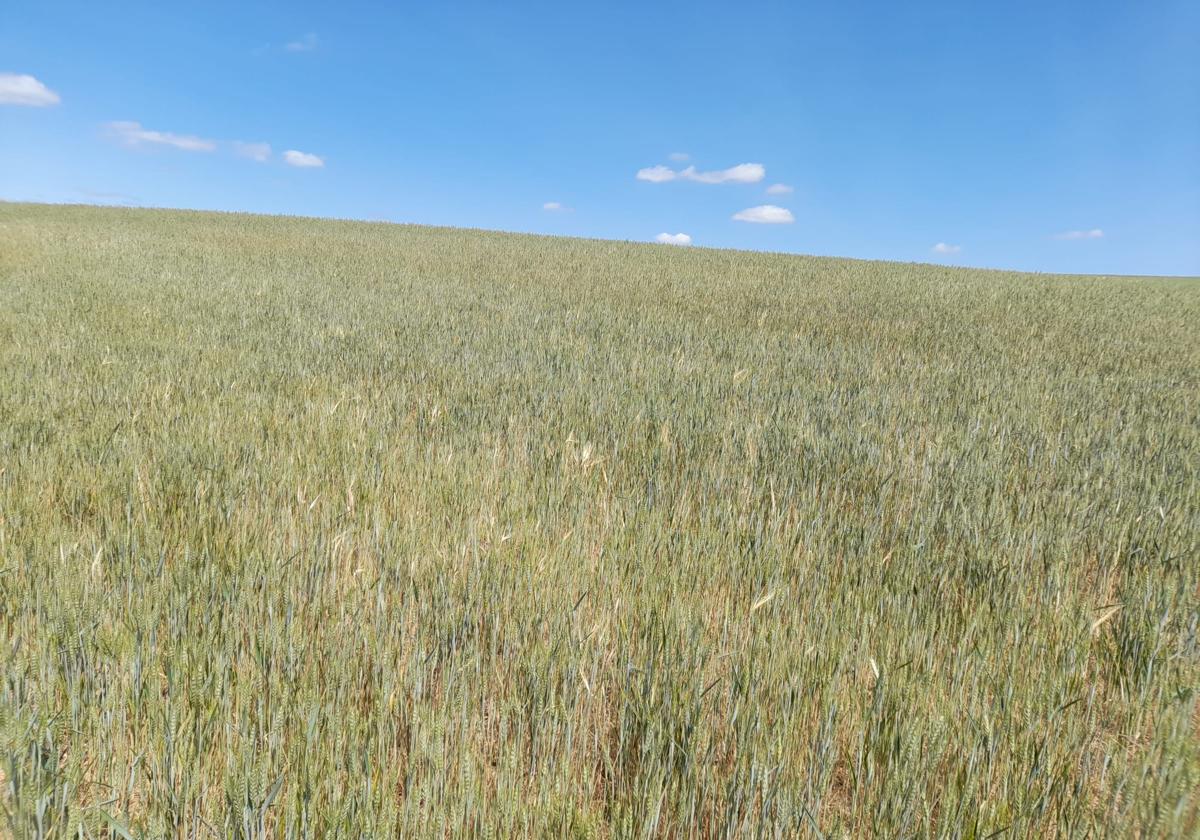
top-left (1, 202), bottom-right (1197, 838)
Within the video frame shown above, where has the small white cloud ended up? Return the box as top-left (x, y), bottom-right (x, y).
top-left (636, 162), bottom-right (765, 184)
top-left (668, 152), bottom-right (690, 162)
top-left (732, 205), bottom-right (794, 224)
top-left (765, 183), bottom-right (793, 195)
top-left (655, 232), bottom-right (693, 246)
top-left (285, 33), bottom-right (318, 52)
top-left (685, 163), bottom-right (764, 184)
top-left (233, 141), bottom-right (272, 162)
top-left (932, 242), bottom-right (962, 254)
top-left (105, 121), bottom-right (216, 152)
top-left (1054, 229), bottom-right (1104, 240)
top-left (0, 73), bottom-right (61, 106)
top-left (636, 164), bottom-right (677, 183)
top-left (283, 149), bottom-right (324, 168)
top-left (543, 201), bottom-right (571, 212)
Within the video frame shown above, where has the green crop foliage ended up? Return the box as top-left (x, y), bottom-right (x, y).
top-left (1, 202), bottom-right (1197, 838)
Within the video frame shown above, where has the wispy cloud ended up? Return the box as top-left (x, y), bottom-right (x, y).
top-left (688, 163), bottom-right (764, 184)
top-left (543, 201), bottom-right (571, 212)
top-left (0, 73), bottom-right (61, 106)
top-left (637, 162), bottom-right (765, 184)
top-left (233, 141), bottom-right (272, 162)
top-left (253, 33), bottom-right (318, 55)
top-left (932, 242), bottom-right (962, 255)
top-left (765, 183), bottom-right (793, 195)
top-left (283, 149), bottom-right (324, 168)
top-left (668, 152), bottom-right (690, 162)
top-left (732, 205), bottom-right (794, 224)
top-left (285, 33), bottom-right (318, 52)
top-left (1054, 229), bottom-right (1104, 240)
top-left (655, 232), bottom-right (693, 246)
top-left (105, 121), bottom-right (216, 152)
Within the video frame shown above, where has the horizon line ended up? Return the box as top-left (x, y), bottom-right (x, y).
top-left (2, 198), bottom-right (1195, 281)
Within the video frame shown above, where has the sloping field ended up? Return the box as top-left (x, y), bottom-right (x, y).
top-left (1, 202), bottom-right (1197, 837)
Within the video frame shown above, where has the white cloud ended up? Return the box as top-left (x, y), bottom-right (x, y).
top-left (105, 121), bottom-right (216, 152)
top-left (543, 201), bottom-right (571, 212)
top-left (732, 205), bottom-right (794, 224)
top-left (1054, 229), bottom-right (1104, 240)
top-left (636, 165), bottom-right (677, 183)
top-left (765, 183), bottom-right (793, 195)
top-left (655, 232), bottom-right (693, 246)
top-left (0, 73), bottom-right (61, 106)
top-left (636, 162), bottom-right (765, 184)
top-left (668, 152), bottom-right (690, 162)
top-left (283, 149), bottom-right (324, 168)
top-left (233, 141), bottom-right (272, 162)
top-left (686, 163), bottom-right (765, 184)
top-left (285, 33), bottom-right (318, 52)
top-left (932, 242), bottom-right (962, 254)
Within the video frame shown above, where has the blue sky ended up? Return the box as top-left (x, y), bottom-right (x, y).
top-left (2, 1), bottom-right (1197, 275)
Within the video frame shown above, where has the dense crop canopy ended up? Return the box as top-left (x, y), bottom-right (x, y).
top-left (1, 203), bottom-right (1197, 837)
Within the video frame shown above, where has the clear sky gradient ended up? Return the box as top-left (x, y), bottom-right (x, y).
top-left (2, 1), bottom-right (1197, 275)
